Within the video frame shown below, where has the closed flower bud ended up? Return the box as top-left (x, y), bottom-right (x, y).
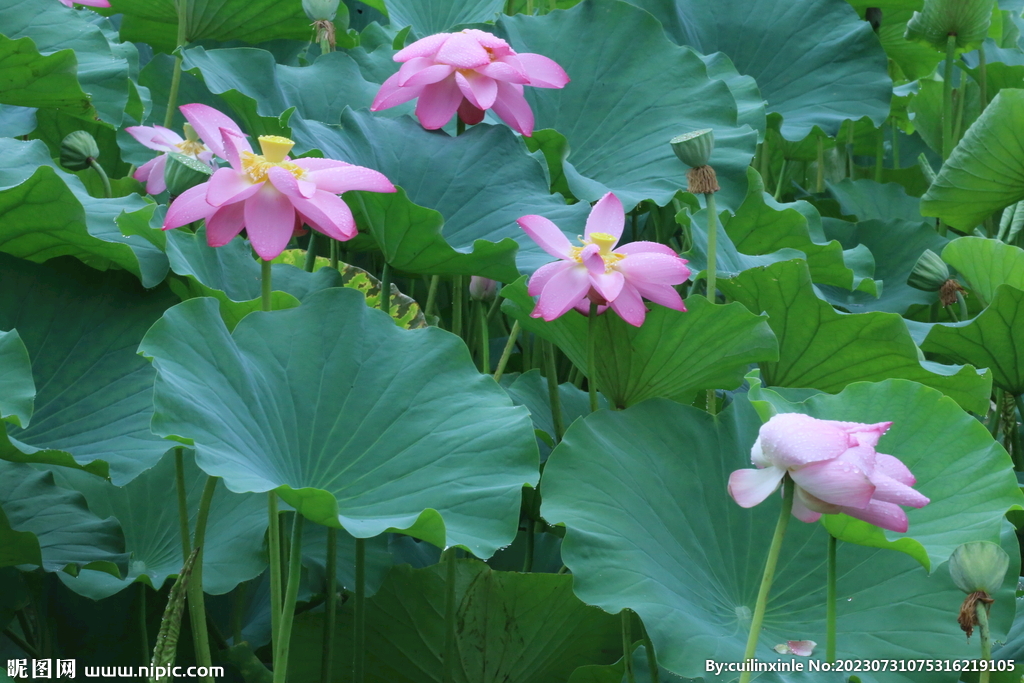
top-left (670, 128), bottom-right (715, 169)
top-left (907, 249), bottom-right (949, 292)
top-left (469, 276), bottom-right (498, 302)
top-left (60, 131), bottom-right (100, 171)
top-left (303, 0), bottom-right (338, 20)
top-left (164, 152), bottom-right (214, 197)
top-left (949, 541), bottom-right (1009, 596)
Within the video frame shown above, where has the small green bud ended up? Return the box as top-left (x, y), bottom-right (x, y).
top-left (164, 152), bottom-right (213, 196)
top-left (303, 0), bottom-right (338, 21)
top-left (907, 249), bottom-right (949, 292)
top-left (949, 541), bottom-right (1009, 595)
top-left (670, 128), bottom-right (715, 169)
top-left (60, 131), bottom-right (100, 171)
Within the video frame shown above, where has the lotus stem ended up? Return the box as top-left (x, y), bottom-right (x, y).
top-left (477, 301), bottom-right (491, 372)
top-left (588, 301), bottom-right (599, 412)
top-left (826, 534), bottom-right (837, 662)
top-left (774, 159), bottom-right (788, 200)
top-left (138, 583), bottom-right (149, 665)
top-left (847, 125), bottom-right (855, 178)
top-left (942, 34), bottom-right (957, 160)
top-left (163, 0), bottom-right (190, 128)
top-left (88, 159), bottom-right (112, 199)
top-left (815, 137), bottom-right (824, 193)
top-left (267, 493), bottom-right (282, 656)
top-left (231, 582), bottom-right (246, 644)
top-left (452, 276), bottom-right (464, 338)
top-left (189, 476), bottom-right (218, 683)
top-left (493, 321), bottom-right (520, 383)
top-left (380, 262), bottom-right (392, 316)
top-left (641, 621), bottom-right (659, 683)
top-left (442, 548), bottom-right (458, 683)
top-left (425, 275), bottom-right (440, 320)
top-left (354, 537), bottom-right (367, 683)
top-left (175, 449), bottom-right (191, 561)
top-left (330, 239), bottom-right (339, 270)
top-left (320, 527), bottom-right (337, 683)
top-left (892, 119), bottom-right (900, 169)
top-left (544, 340), bottom-right (564, 441)
top-left (977, 600), bottom-right (992, 683)
top-left (622, 610), bottom-right (635, 683)
top-left (979, 44), bottom-right (988, 111)
top-left (261, 259), bottom-right (272, 312)
top-left (739, 477), bottom-right (794, 683)
top-left (956, 291), bottom-right (968, 321)
top-left (874, 127), bottom-right (884, 183)
top-left (304, 232), bottom-right (319, 272)
top-left (273, 513), bottom-right (304, 683)
top-left (704, 191), bottom-right (718, 302)
top-left (522, 521), bottom-right (535, 573)
top-left (953, 78), bottom-right (967, 149)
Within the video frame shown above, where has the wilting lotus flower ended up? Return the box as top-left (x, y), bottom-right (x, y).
top-left (59, 0), bottom-right (110, 6)
top-left (728, 413), bottom-right (930, 533)
top-left (370, 28), bottom-right (569, 136)
top-left (518, 193), bottom-right (691, 327)
top-left (125, 105), bottom-right (233, 194)
top-left (163, 110), bottom-right (396, 260)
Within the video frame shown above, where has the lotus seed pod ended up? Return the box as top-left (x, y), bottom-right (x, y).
top-left (949, 541), bottom-right (1009, 595)
top-left (302, 0), bottom-right (338, 20)
top-left (60, 131), bottom-right (100, 171)
top-left (164, 152), bottom-right (213, 197)
top-left (670, 128), bottom-right (715, 169)
top-left (907, 249), bottom-right (949, 291)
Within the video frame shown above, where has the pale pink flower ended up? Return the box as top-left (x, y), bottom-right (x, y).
top-left (774, 641), bottom-right (816, 657)
top-left (125, 104), bottom-right (233, 195)
top-left (370, 28), bottom-right (569, 136)
top-left (59, 0), bottom-right (110, 6)
top-left (162, 109), bottom-right (396, 261)
top-left (728, 413), bottom-right (930, 533)
top-left (517, 193), bottom-right (691, 327)
top-left (469, 276), bottom-right (498, 301)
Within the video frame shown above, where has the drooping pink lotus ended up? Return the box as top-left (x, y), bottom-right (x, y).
top-left (125, 104), bottom-right (234, 194)
top-left (370, 28), bottom-right (569, 136)
top-left (728, 413), bottom-right (930, 533)
top-left (59, 0), bottom-right (110, 7)
top-left (518, 193), bottom-right (691, 327)
top-left (163, 108), bottom-right (396, 260)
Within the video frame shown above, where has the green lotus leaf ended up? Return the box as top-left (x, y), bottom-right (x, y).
top-left (0, 35), bottom-right (92, 119)
top-left (503, 369), bottom-right (606, 459)
top-left (828, 178), bottom-right (926, 224)
top-left (0, 329), bottom-right (33, 429)
top-left (52, 450), bottom-right (267, 601)
top-left (385, 0), bottom-right (504, 35)
top-left (500, 278), bottom-right (779, 409)
top-left (908, 77), bottom-right (982, 157)
top-left (301, 524), bottom-right (393, 599)
top-left (682, 207), bottom-right (807, 279)
top-left (497, 0), bottom-right (760, 211)
top-left (920, 89), bottom-right (1024, 230)
top-left (922, 284), bottom-right (1024, 395)
top-left (0, 460), bottom-right (127, 577)
top-left (0, 139), bottom-right (168, 289)
top-left (288, 559), bottom-right (623, 681)
top-left (941, 236), bottom-right (1024, 305)
top-left (540, 392), bottom-right (1019, 680)
top-left (718, 260), bottom-right (992, 413)
top-left (0, 254), bottom-right (177, 484)
top-left (906, 0), bottom-right (992, 52)
top-left (627, 0), bottom-right (892, 140)
top-left (140, 290), bottom-right (539, 558)
top-left (0, 104), bottom-right (36, 137)
top-left (877, 7), bottom-right (945, 81)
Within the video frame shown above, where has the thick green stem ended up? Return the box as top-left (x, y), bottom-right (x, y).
top-left (942, 35), bottom-right (957, 160)
top-left (641, 621), bottom-right (659, 683)
top-left (261, 259), bottom-right (272, 312)
top-left (330, 239), bottom-right (339, 270)
top-left (622, 611), bottom-right (635, 683)
top-left (1013, 395), bottom-right (1024, 471)
top-left (477, 301), bottom-right (491, 373)
top-left (88, 159), bottom-right (112, 198)
top-left (544, 340), bottom-right (564, 441)
top-left (268, 494), bottom-right (282, 656)
top-left (953, 79), bottom-right (967, 149)
top-left (826, 534), bottom-right (837, 663)
top-left (874, 126), bottom-right (884, 183)
top-left (138, 583), bottom-right (149, 665)
top-left (739, 478), bottom-right (794, 683)
top-left (231, 582), bottom-right (246, 644)
top-left (443, 548), bottom-right (458, 683)
top-left (704, 191), bottom-right (718, 302)
top-left (493, 321), bottom-right (521, 383)
top-left (891, 119), bottom-right (900, 169)
top-left (304, 232), bottom-right (319, 272)
top-left (846, 125), bottom-right (855, 178)
top-left (353, 538), bottom-right (366, 683)
top-left (452, 276), bottom-right (464, 337)
top-left (977, 601), bottom-right (992, 683)
top-left (320, 528), bottom-right (337, 683)
top-left (588, 302), bottom-right (599, 412)
top-left (815, 137), bottom-right (824, 193)
top-left (522, 521), bottom-right (535, 573)
top-left (273, 513), bottom-right (304, 683)
top-left (774, 159), bottom-right (788, 200)
top-left (425, 275), bottom-right (440, 321)
top-left (979, 43), bottom-right (988, 112)
top-left (188, 476), bottom-right (218, 683)
top-left (380, 262), bottom-right (392, 317)
top-left (956, 290), bottom-right (969, 321)
top-left (175, 449), bottom-right (191, 561)
top-left (163, 0), bottom-right (190, 128)
top-left (759, 138), bottom-right (771, 185)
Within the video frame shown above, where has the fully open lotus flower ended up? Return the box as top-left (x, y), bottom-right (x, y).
top-left (59, 0), bottom-right (110, 6)
top-left (728, 413), bottom-right (930, 533)
top-left (163, 113), bottom-right (396, 260)
top-left (370, 28), bottom-right (569, 136)
top-left (518, 193), bottom-right (691, 327)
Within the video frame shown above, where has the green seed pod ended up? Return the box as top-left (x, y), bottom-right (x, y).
top-left (670, 128), bottom-right (715, 169)
top-left (905, 0), bottom-right (991, 52)
top-left (907, 249), bottom-right (949, 291)
top-left (164, 152), bottom-right (213, 196)
top-left (60, 131), bottom-right (100, 171)
top-left (949, 541), bottom-right (1009, 595)
top-left (302, 0), bottom-right (338, 21)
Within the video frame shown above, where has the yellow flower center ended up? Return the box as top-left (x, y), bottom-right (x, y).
top-left (241, 135), bottom-right (305, 183)
top-left (175, 122), bottom-right (207, 157)
top-left (570, 232), bottom-right (625, 273)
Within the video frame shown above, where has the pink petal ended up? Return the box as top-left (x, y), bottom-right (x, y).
top-left (875, 453), bottom-right (916, 486)
top-left (458, 98), bottom-right (486, 125)
top-left (608, 281), bottom-right (647, 326)
top-left (728, 467), bottom-right (786, 508)
top-left (585, 193), bottom-right (625, 242)
top-left (126, 125), bottom-right (182, 152)
top-left (244, 185), bottom-right (299, 260)
top-left (630, 281), bottom-right (686, 311)
top-left (371, 71), bottom-right (426, 112)
top-left (590, 270), bottom-right (625, 303)
top-left (400, 61), bottom-right (456, 87)
top-left (867, 471), bottom-right (930, 508)
top-left (220, 128), bottom-right (252, 171)
top-left (517, 215), bottom-right (574, 259)
top-left (180, 104), bottom-right (242, 159)
top-left (574, 299), bottom-right (607, 316)
top-left (291, 191), bottom-right (357, 241)
top-left (207, 167), bottom-right (261, 206)
top-left (617, 252), bottom-right (691, 286)
top-left (789, 451), bottom-right (876, 509)
top-left (616, 241), bottom-right (680, 257)
top-left (528, 260), bottom-right (574, 296)
top-left (149, 155), bottom-right (170, 195)
top-left (461, 29), bottom-right (511, 55)
top-left (268, 166), bottom-right (317, 199)
top-left (394, 33), bottom-right (450, 62)
top-left (787, 641), bottom-right (816, 657)
top-left (205, 202), bottom-right (246, 247)
top-left (791, 493), bottom-right (823, 523)
top-left (69, 0), bottom-right (111, 7)
top-left (758, 413), bottom-right (851, 468)
top-left (479, 59), bottom-right (531, 85)
top-left (839, 499), bottom-right (909, 533)
top-left (826, 420), bottom-right (892, 449)
top-left (435, 32), bottom-right (490, 69)
top-left (533, 264), bottom-right (592, 321)
top-left (455, 71), bottom-right (498, 110)
top-left (415, 79), bottom-right (464, 130)
top-left (491, 81), bottom-right (534, 136)
top-left (163, 183), bottom-right (216, 230)
top-left (301, 164), bottom-right (395, 194)
top-left (518, 52), bottom-right (570, 89)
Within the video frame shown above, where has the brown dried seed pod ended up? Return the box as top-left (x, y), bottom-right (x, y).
top-left (687, 165), bottom-right (720, 195)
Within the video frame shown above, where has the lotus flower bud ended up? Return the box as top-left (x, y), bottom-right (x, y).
top-left (469, 276), bottom-right (497, 302)
top-left (907, 249), bottom-right (949, 292)
top-left (302, 0), bottom-right (338, 20)
top-left (949, 542), bottom-right (1009, 596)
top-left (164, 152), bottom-right (214, 197)
top-left (60, 131), bottom-right (100, 171)
top-left (670, 129), bottom-right (715, 169)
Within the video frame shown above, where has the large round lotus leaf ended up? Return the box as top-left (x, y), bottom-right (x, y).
top-left (52, 450), bottom-right (267, 601)
top-left (941, 236), bottom-right (1024, 306)
top-left (0, 329), bottom-right (33, 429)
top-left (905, 0), bottom-right (992, 52)
top-left (0, 139), bottom-right (168, 289)
top-left (921, 89), bottom-right (1024, 230)
top-left (540, 392), bottom-right (1019, 681)
top-left (496, 0), bottom-right (759, 211)
top-left (309, 110), bottom-right (589, 277)
top-left (718, 260), bottom-right (993, 414)
top-left (139, 289), bottom-right (539, 558)
top-left (0, 254), bottom-right (177, 485)
top-left (0, 35), bottom-right (93, 121)
top-left (626, 0), bottom-right (892, 140)
top-left (0, 460), bottom-right (127, 578)
top-left (922, 284), bottom-right (1024, 395)
top-left (385, 0), bottom-right (504, 35)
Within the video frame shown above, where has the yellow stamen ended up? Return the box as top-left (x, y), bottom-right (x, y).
top-left (176, 139), bottom-right (207, 157)
top-left (240, 152), bottom-right (305, 184)
top-left (569, 233), bottom-right (626, 273)
top-left (258, 135), bottom-right (296, 163)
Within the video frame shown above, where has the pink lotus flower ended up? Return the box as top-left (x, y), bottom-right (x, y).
top-left (162, 108), bottom-right (396, 261)
top-left (774, 641), bottom-right (816, 657)
top-left (59, 0), bottom-right (110, 6)
top-left (370, 28), bottom-right (569, 136)
top-left (469, 276), bottom-right (498, 301)
top-left (125, 105), bottom-right (234, 194)
top-left (728, 413), bottom-right (930, 533)
top-left (517, 193), bottom-right (691, 327)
